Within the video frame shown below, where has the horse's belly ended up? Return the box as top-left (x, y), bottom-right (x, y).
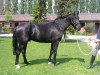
top-left (31, 37), bottom-right (52, 43)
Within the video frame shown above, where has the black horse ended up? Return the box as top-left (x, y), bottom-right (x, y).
top-left (12, 12), bottom-right (82, 69)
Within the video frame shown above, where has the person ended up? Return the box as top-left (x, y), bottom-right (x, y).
top-left (87, 28), bottom-right (100, 69)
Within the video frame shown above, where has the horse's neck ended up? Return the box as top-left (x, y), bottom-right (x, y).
top-left (55, 19), bottom-right (70, 32)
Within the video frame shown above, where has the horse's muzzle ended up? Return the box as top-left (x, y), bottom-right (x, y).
top-left (76, 25), bottom-right (82, 31)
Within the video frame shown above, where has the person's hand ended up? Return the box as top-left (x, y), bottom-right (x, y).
top-left (79, 27), bottom-right (86, 33)
top-left (94, 39), bottom-right (100, 43)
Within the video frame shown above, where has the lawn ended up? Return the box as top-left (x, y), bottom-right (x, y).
top-left (0, 37), bottom-right (100, 75)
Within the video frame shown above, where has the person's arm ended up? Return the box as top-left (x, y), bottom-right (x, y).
top-left (89, 35), bottom-right (100, 42)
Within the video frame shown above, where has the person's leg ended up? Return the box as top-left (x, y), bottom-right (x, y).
top-left (87, 42), bottom-right (100, 69)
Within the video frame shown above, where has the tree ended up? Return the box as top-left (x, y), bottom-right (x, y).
top-left (12, 0), bottom-right (18, 14)
top-left (78, 0), bottom-right (86, 13)
top-left (21, 0), bottom-right (27, 14)
top-left (28, 0), bottom-right (33, 14)
top-left (5, 0), bottom-right (12, 12)
top-left (33, 0), bottom-right (47, 19)
top-left (77, 0), bottom-right (100, 13)
top-left (38, 0), bottom-right (47, 18)
top-left (57, 0), bottom-right (77, 17)
top-left (5, 11), bottom-right (13, 22)
top-left (0, 0), bottom-right (4, 15)
top-left (96, 0), bottom-right (100, 13)
top-left (4, 0), bottom-right (13, 22)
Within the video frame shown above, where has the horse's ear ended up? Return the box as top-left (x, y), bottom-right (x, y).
top-left (77, 11), bottom-right (79, 15)
top-left (74, 11), bottom-right (79, 15)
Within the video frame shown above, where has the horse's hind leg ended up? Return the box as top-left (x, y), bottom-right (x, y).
top-left (48, 39), bottom-right (59, 65)
top-left (15, 52), bottom-right (20, 69)
top-left (15, 42), bottom-right (29, 69)
top-left (15, 43), bottom-right (24, 69)
top-left (22, 42), bottom-right (29, 64)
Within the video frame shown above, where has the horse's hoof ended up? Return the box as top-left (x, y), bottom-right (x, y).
top-left (16, 64), bottom-right (20, 69)
top-left (48, 62), bottom-right (52, 65)
top-left (53, 63), bottom-right (57, 66)
top-left (87, 65), bottom-right (93, 69)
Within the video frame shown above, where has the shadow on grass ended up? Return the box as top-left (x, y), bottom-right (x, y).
top-left (61, 39), bottom-right (81, 43)
top-left (92, 61), bottom-right (100, 68)
top-left (0, 39), bottom-right (4, 43)
top-left (0, 37), bottom-right (11, 42)
top-left (21, 57), bottom-right (85, 68)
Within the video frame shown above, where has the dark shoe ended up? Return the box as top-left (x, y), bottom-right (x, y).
top-left (87, 65), bottom-right (93, 69)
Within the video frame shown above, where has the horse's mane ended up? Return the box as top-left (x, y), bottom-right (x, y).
top-left (55, 13), bottom-right (72, 21)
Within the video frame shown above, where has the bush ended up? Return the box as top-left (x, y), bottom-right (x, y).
top-left (66, 25), bottom-right (92, 36)
top-left (5, 11), bottom-right (13, 22)
top-left (2, 26), bottom-right (12, 34)
top-left (32, 2), bottom-right (47, 24)
top-left (33, 18), bottom-right (47, 24)
top-left (74, 31), bottom-right (92, 35)
top-left (0, 25), bottom-right (2, 30)
top-left (67, 26), bottom-right (75, 35)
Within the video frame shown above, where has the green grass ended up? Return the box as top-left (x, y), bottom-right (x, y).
top-left (0, 37), bottom-right (100, 75)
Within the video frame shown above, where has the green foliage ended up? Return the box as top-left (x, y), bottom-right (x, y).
top-left (74, 31), bottom-right (92, 36)
top-left (20, 0), bottom-right (26, 14)
top-left (33, 0), bottom-right (47, 18)
top-left (66, 25), bottom-right (92, 36)
top-left (32, 0), bottom-right (47, 23)
top-left (33, 18), bottom-right (46, 24)
top-left (0, 25), bottom-right (2, 30)
top-left (57, 0), bottom-right (77, 16)
top-left (38, 0), bottom-right (47, 16)
top-left (1, 0), bottom-right (100, 15)
top-left (2, 26), bottom-right (12, 34)
top-left (32, 4), bottom-right (40, 17)
top-left (47, 0), bottom-right (53, 13)
top-left (79, 0), bottom-right (100, 13)
top-left (67, 26), bottom-right (75, 35)
top-left (12, 0), bottom-right (18, 14)
top-left (4, 11), bottom-right (13, 22)
top-left (28, 0), bottom-right (33, 14)
top-left (32, 5), bottom-right (45, 23)
top-left (82, 23), bottom-right (94, 35)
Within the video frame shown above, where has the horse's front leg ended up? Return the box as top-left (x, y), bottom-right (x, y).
top-left (52, 41), bottom-right (59, 65)
top-left (48, 43), bottom-right (53, 64)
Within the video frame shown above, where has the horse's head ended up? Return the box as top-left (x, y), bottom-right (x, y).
top-left (67, 11), bottom-right (82, 31)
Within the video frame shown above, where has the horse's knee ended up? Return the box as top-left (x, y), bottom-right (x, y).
top-left (17, 44), bottom-right (25, 54)
top-left (22, 50), bottom-right (25, 54)
top-left (16, 50), bottom-right (20, 55)
top-left (54, 51), bottom-right (57, 55)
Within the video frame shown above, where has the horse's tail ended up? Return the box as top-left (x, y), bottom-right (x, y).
top-left (12, 29), bottom-right (18, 55)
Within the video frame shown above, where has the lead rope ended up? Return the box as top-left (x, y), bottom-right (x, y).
top-left (75, 32), bottom-right (93, 55)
